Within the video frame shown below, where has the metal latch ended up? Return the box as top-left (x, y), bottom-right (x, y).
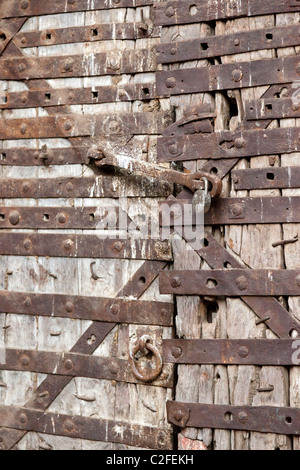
top-left (89, 146), bottom-right (222, 200)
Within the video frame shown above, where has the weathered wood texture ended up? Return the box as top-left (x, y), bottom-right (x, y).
top-left (0, 5), bottom-right (173, 450)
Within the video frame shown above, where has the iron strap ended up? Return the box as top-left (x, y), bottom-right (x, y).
top-left (159, 197), bottom-right (300, 225)
top-left (157, 56), bottom-right (300, 97)
top-left (154, 0), bottom-right (300, 26)
top-left (0, 349), bottom-right (173, 388)
top-left (167, 401), bottom-right (300, 435)
top-left (0, 405), bottom-right (172, 449)
top-left (0, 291), bottom-right (173, 326)
top-left (0, 0), bottom-right (153, 18)
top-left (232, 167), bottom-right (300, 191)
top-left (160, 269), bottom-right (300, 296)
top-left (157, 24), bottom-right (300, 64)
top-left (163, 339), bottom-right (300, 365)
top-left (0, 234), bottom-right (172, 261)
top-left (0, 18), bottom-right (27, 56)
top-left (0, 112), bottom-right (172, 139)
top-left (245, 98), bottom-right (300, 120)
top-left (157, 127), bottom-right (300, 162)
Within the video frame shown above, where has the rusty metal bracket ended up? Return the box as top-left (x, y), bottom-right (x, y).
top-left (158, 127), bottom-right (300, 162)
top-left (156, 56), bottom-right (300, 97)
top-left (1, 348), bottom-right (172, 388)
top-left (232, 167), bottom-right (300, 191)
top-left (0, 18), bottom-right (26, 56)
top-left (162, 104), bottom-right (215, 136)
top-left (154, 1), bottom-right (300, 26)
top-left (160, 196), bottom-right (300, 225)
top-left (0, 291), bottom-right (173, 326)
top-left (92, 146), bottom-right (222, 198)
top-left (129, 335), bottom-right (163, 383)
top-left (0, 405), bottom-right (172, 449)
top-left (157, 24), bottom-right (300, 64)
top-left (160, 269), bottom-right (300, 296)
top-left (245, 98), bottom-right (300, 120)
top-left (0, 112), bottom-right (172, 140)
top-left (0, 234), bottom-right (172, 261)
top-left (163, 339), bottom-right (300, 365)
top-left (167, 401), bottom-right (300, 435)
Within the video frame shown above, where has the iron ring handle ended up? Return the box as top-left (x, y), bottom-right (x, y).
top-left (129, 335), bottom-right (163, 383)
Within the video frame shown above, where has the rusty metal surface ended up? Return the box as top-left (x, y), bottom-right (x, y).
top-left (0, 83), bottom-right (156, 109)
top-left (156, 56), bottom-right (300, 97)
top-left (0, 0), bottom-right (153, 18)
top-left (0, 176), bottom-right (172, 198)
top-left (0, 234), bottom-right (172, 261)
top-left (162, 104), bottom-right (215, 137)
top-left (232, 167), bottom-right (300, 191)
top-left (160, 269), bottom-right (300, 296)
top-left (157, 24), bottom-right (300, 64)
top-left (157, 127), bottom-right (300, 162)
top-left (0, 260), bottom-right (168, 450)
top-left (129, 335), bottom-right (163, 382)
top-left (0, 49), bottom-right (156, 80)
top-left (245, 98), bottom-right (300, 120)
top-left (0, 348), bottom-right (173, 388)
top-left (0, 405), bottom-right (172, 449)
top-left (14, 23), bottom-right (160, 48)
top-left (163, 339), bottom-right (300, 365)
top-left (92, 145), bottom-right (222, 198)
top-left (154, 0), bottom-right (300, 26)
top-left (0, 112), bottom-right (172, 140)
top-left (167, 401), bottom-right (300, 435)
top-left (160, 196), bottom-right (300, 225)
top-left (0, 147), bottom-right (89, 166)
top-left (197, 232), bottom-right (300, 339)
top-left (0, 291), bottom-right (173, 326)
top-left (0, 18), bottom-right (27, 56)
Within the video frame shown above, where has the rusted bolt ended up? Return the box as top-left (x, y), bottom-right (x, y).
top-left (21, 95), bottom-right (27, 103)
top-left (9, 211), bottom-right (20, 226)
top-left (292, 103), bottom-right (300, 111)
top-left (24, 297), bottom-right (31, 308)
top-left (65, 301), bottom-right (74, 313)
top-left (231, 203), bottom-right (244, 217)
top-left (19, 413), bottom-right (27, 424)
top-left (57, 213), bottom-right (67, 224)
top-left (21, 355), bottom-right (30, 366)
top-left (111, 304), bottom-right (120, 315)
top-left (18, 63), bottom-right (26, 73)
top-left (20, 124), bottom-right (27, 135)
top-left (63, 58), bottom-right (73, 72)
top-left (64, 359), bottom-right (74, 371)
top-left (113, 0), bottom-right (121, 4)
top-left (238, 411), bottom-right (248, 424)
top-left (170, 47), bottom-right (177, 55)
top-left (171, 346), bottom-right (182, 359)
top-left (170, 276), bottom-right (182, 288)
top-left (108, 120), bottom-right (121, 133)
top-left (110, 361), bottom-right (119, 375)
top-left (295, 274), bottom-right (300, 287)
top-left (232, 69), bottom-right (243, 82)
top-left (66, 182), bottom-right (74, 192)
top-left (168, 143), bottom-right (178, 155)
top-left (236, 275), bottom-right (248, 291)
top-left (234, 137), bottom-right (245, 148)
top-left (63, 419), bottom-right (76, 433)
top-left (232, 175), bottom-right (239, 184)
top-left (63, 239), bottom-right (73, 251)
top-left (21, 182), bottom-right (30, 194)
top-left (21, 37), bottom-right (27, 45)
top-left (161, 308), bottom-right (169, 317)
top-left (23, 239), bottom-right (32, 251)
top-left (58, 155), bottom-right (65, 164)
top-left (173, 409), bottom-right (184, 422)
top-left (107, 57), bottom-right (120, 70)
top-left (165, 6), bottom-right (175, 17)
top-left (114, 241), bottom-right (124, 252)
top-left (234, 39), bottom-right (240, 46)
top-left (33, 152), bottom-right (39, 160)
top-left (21, 0), bottom-right (29, 10)
top-left (165, 77), bottom-right (177, 88)
top-left (64, 121), bottom-right (73, 131)
top-left (238, 345), bottom-right (249, 358)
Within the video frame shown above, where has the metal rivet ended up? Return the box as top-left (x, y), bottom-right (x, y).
top-left (111, 304), bottom-right (120, 315)
top-left (235, 137), bottom-right (245, 148)
top-left (232, 175), bottom-right (239, 184)
top-left (170, 276), bottom-right (181, 288)
top-left (33, 152), bottom-right (39, 160)
top-left (234, 39), bottom-right (240, 46)
top-left (165, 77), bottom-right (177, 88)
top-left (231, 203), bottom-right (243, 217)
top-left (64, 121), bottom-right (73, 131)
top-left (21, 355), bottom-right (30, 366)
top-left (173, 409), bottom-right (184, 421)
top-left (23, 239), bottom-right (32, 251)
top-left (165, 6), bottom-right (175, 17)
top-left (236, 275), bottom-right (248, 291)
top-left (168, 143), bottom-right (178, 155)
top-left (110, 362), bottom-right (119, 375)
top-left (170, 47), bottom-right (177, 55)
top-left (20, 124), bottom-right (27, 135)
top-left (238, 345), bottom-right (249, 358)
top-left (64, 359), bottom-right (73, 371)
top-left (63, 419), bottom-right (76, 433)
top-left (21, 37), bottom-right (27, 45)
top-left (24, 297), bottom-right (31, 308)
top-left (109, 120), bottom-right (121, 133)
top-left (21, 95), bottom-right (27, 103)
top-left (63, 59), bottom-right (73, 72)
top-left (114, 241), bottom-right (124, 252)
top-left (57, 213), bottom-right (67, 224)
top-left (161, 308), bottom-right (169, 317)
top-left (295, 274), bottom-right (300, 287)
top-left (65, 301), bottom-right (74, 313)
top-left (19, 413), bottom-right (27, 424)
top-left (18, 63), bottom-right (26, 73)
top-left (232, 69), bottom-right (243, 82)
top-left (21, 0), bottom-right (29, 10)
top-left (66, 182), bottom-right (73, 191)
top-left (238, 411), bottom-right (248, 424)
top-left (63, 239), bottom-right (73, 251)
top-left (58, 155), bottom-right (65, 164)
top-left (9, 211), bottom-right (20, 226)
top-left (171, 346), bottom-right (182, 358)
top-left (21, 182), bottom-right (30, 194)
